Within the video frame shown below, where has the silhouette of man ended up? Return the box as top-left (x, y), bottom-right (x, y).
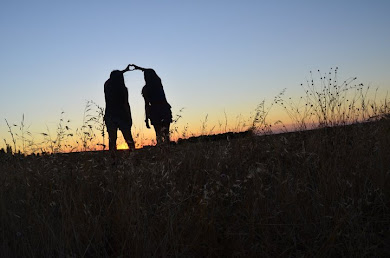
top-left (104, 65), bottom-right (135, 151)
top-left (132, 64), bottom-right (172, 145)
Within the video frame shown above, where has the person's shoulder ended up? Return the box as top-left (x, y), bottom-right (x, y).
top-left (142, 85), bottom-right (148, 95)
top-left (104, 79), bottom-right (111, 89)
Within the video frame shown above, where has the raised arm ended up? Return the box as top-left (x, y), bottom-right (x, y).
top-left (131, 64), bottom-right (151, 72)
top-left (120, 64), bottom-right (133, 73)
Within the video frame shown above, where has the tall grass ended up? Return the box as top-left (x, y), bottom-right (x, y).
top-left (274, 67), bottom-right (389, 131)
top-left (1, 68), bottom-right (389, 256)
top-left (1, 118), bottom-right (389, 256)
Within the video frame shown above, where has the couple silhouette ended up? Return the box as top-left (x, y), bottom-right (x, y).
top-left (104, 64), bottom-right (172, 151)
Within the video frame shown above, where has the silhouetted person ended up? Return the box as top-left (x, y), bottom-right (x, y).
top-left (132, 64), bottom-right (172, 144)
top-left (104, 65), bottom-right (135, 151)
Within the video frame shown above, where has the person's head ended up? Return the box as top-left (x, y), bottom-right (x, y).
top-left (110, 70), bottom-right (125, 85)
top-left (144, 69), bottom-right (162, 87)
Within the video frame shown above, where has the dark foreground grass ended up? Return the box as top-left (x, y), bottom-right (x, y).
top-left (1, 119), bottom-right (389, 257)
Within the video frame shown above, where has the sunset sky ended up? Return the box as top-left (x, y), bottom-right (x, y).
top-left (1, 1), bottom-right (389, 151)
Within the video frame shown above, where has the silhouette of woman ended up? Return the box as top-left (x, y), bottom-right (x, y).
top-left (132, 65), bottom-right (172, 144)
top-left (104, 65), bottom-right (135, 151)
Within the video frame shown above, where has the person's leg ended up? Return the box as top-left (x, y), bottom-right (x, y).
top-left (153, 124), bottom-right (163, 145)
top-left (107, 126), bottom-right (118, 151)
top-left (121, 128), bottom-right (135, 151)
top-left (159, 122), bottom-right (170, 144)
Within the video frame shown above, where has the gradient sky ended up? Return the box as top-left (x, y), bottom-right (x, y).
top-left (1, 0), bottom-right (390, 150)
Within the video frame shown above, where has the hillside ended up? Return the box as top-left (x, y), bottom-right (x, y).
top-left (1, 119), bottom-right (389, 257)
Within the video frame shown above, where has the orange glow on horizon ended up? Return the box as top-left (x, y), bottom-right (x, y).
top-left (116, 143), bottom-right (129, 150)
top-left (7, 91), bottom-right (386, 155)
top-left (117, 138), bottom-right (155, 150)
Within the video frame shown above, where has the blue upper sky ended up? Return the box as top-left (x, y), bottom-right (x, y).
top-left (1, 0), bottom-right (389, 146)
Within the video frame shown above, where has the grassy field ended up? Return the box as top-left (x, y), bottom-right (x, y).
top-left (1, 118), bottom-right (389, 257)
